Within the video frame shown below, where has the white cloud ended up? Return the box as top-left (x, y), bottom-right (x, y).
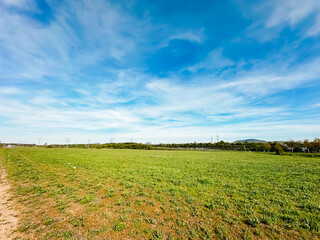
top-left (186, 48), bottom-right (234, 72)
top-left (311, 102), bottom-right (320, 108)
top-left (0, 86), bottom-right (23, 95)
top-left (0, 0), bottom-right (150, 82)
top-left (154, 28), bottom-right (205, 50)
top-left (0, 0), bottom-right (319, 144)
top-left (265, 0), bottom-right (320, 36)
top-left (306, 14), bottom-right (320, 36)
top-left (1, 0), bottom-right (28, 7)
top-left (229, 57), bottom-right (320, 97)
top-left (2, 54), bottom-right (319, 143)
top-left (66, 0), bottom-right (142, 60)
top-left (169, 29), bottom-right (204, 43)
top-left (1, 118), bottom-right (318, 144)
top-left (0, 0), bottom-right (39, 14)
top-left (0, 97), bottom-right (141, 131)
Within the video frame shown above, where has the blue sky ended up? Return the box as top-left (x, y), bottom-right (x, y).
top-left (0, 0), bottom-right (320, 144)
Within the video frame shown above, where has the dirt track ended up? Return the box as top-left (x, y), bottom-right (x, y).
top-left (0, 166), bottom-right (18, 240)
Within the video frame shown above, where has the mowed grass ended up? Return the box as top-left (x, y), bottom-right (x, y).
top-left (1, 147), bottom-right (320, 239)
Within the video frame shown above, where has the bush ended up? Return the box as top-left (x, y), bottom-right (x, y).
top-left (274, 142), bottom-right (284, 155)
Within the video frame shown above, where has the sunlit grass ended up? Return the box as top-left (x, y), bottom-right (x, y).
top-left (1, 147), bottom-right (320, 239)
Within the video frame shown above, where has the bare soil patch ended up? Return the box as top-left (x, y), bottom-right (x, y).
top-left (0, 167), bottom-right (19, 240)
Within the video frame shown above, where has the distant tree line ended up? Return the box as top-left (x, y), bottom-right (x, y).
top-left (47, 142), bottom-right (152, 150)
top-left (0, 143), bottom-right (36, 148)
top-left (3, 138), bottom-right (320, 155)
top-left (154, 138), bottom-right (320, 154)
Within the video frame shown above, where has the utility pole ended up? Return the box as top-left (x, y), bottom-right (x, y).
top-left (65, 138), bottom-right (70, 148)
top-left (216, 134), bottom-right (219, 143)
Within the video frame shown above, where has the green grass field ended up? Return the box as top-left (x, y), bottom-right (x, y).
top-left (1, 147), bottom-right (320, 239)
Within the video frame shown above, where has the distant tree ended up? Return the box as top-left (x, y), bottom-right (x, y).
top-left (312, 138), bottom-right (320, 152)
top-left (285, 140), bottom-right (296, 153)
top-left (303, 139), bottom-right (311, 153)
top-left (244, 141), bottom-right (248, 151)
top-left (224, 142), bottom-right (232, 150)
top-left (253, 143), bottom-right (260, 151)
top-left (216, 140), bottom-right (226, 150)
top-left (274, 142), bottom-right (284, 155)
top-left (261, 142), bottom-right (271, 152)
top-left (237, 141), bottom-right (244, 151)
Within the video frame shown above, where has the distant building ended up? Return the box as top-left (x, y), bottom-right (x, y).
top-left (4, 145), bottom-right (15, 149)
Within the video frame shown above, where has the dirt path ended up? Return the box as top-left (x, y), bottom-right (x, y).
top-left (0, 166), bottom-right (19, 240)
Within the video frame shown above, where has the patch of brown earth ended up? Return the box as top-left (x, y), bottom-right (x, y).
top-left (0, 167), bottom-right (19, 240)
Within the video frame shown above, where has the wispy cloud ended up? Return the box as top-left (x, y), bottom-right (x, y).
top-left (186, 48), bottom-right (234, 72)
top-left (266, 0), bottom-right (320, 30)
top-left (169, 29), bottom-right (204, 43)
top-left (0, 86), bottom-right (24, 95)
top-left (0, 0), bottom-right (150, 83)
top-left (245, 0), bottom-right (320, 38)
top-left (0, 0), bottom-right (34, 9)
top-left (0, 0), bottom-right (319, 143)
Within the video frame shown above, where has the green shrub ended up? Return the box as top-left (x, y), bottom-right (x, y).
top-left (274, 142), bottom-right (284, 155)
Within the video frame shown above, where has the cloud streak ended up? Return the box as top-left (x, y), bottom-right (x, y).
top-left (0, 0), bottom-right (319, 144)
